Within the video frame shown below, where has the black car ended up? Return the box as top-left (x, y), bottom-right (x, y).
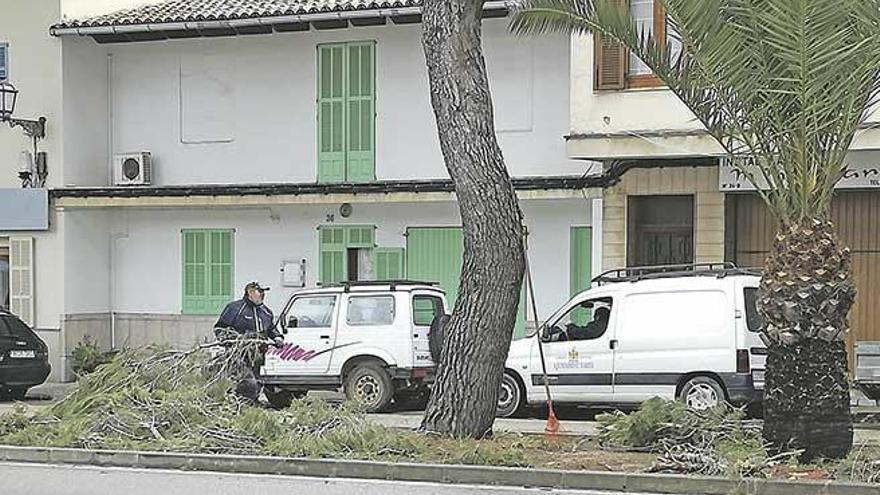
top-left (0, 309), bottom-right (51, 400)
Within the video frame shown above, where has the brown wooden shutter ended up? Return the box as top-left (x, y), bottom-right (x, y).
top-left (593, 0), bottom-right (627, 90)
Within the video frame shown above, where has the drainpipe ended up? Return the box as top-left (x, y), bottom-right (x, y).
top-left (109, 231), bottom-right (128, 350)
top-left (107, 53), bottom-right (114, 186)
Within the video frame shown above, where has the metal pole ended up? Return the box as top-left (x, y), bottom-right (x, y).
top-left (523, 234), bottom-right (558, 432)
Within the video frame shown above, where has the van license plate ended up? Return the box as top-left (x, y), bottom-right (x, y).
top-left (9, 350), bottom-right (36, 359)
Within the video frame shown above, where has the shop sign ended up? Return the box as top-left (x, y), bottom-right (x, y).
top-left (720, 154), bottom-right (880, 191)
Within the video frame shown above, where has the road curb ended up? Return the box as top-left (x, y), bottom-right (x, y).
top-left (0, 445), bottom-right (876, 495)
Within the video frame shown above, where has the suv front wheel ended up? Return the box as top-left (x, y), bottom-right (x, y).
top-left (344, 362), bottom-right (394, 412)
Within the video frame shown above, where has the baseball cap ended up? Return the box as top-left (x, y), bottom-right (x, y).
top-left (244, 281), bottom-right (270, 292)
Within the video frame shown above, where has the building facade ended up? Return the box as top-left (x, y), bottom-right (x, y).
top-left (569, 0), bottom-right (880, 358)
top-left (2, 0), bottom-right (603, 381)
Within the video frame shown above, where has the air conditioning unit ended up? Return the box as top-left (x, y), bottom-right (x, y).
top-left (114, 152), bottom-right (152, 186)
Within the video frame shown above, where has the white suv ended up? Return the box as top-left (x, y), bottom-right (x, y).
top-left (497, 264), bottom-right (766, 417)
top-left (260, 281), bottom-right (447, 411)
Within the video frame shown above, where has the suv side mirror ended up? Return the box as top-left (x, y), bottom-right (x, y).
top-left (287, 316), bottom-right (299, 329)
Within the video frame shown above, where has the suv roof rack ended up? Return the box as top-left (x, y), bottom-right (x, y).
top-left (592, 262), bottom-right (761, 286)
top-left (322, 280), bottom-right (441, 292)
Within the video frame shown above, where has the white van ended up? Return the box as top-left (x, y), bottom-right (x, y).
top-left (260, 281), bottom-right (447, 412)
top-left (497, 264), bottom-right (766, 417)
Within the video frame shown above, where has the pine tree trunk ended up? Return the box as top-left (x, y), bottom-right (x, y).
top-left (420, 0), bottom-right (526, 438)
top-left (758, 219), bottom-right (855, 461)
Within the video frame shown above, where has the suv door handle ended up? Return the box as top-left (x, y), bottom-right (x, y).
top-left (320, 335), bottom-right (331, 339)
top-left (609, 339), bottom-right (618, 350)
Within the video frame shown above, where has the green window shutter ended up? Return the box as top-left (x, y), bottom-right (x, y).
top-left (207, 230), bottom-right (234, 314)
top-left (570, 227), bottom-right (593, 326)
top-left (183, 231), bottom-right (208, 314)
top-left (345, 42), bottom-right (376, 183)
top-left (346, 225), bottom-right (375, 248)
top-left (319, 226), bottom-right (347, 285)
top-left (318, 44), bottom-right (347, 183)
top-left (183, 230), bottom-right (234, 315)
top-left (375, 248), bottom-right (405, 281)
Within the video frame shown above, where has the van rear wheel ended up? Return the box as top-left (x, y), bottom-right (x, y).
top-left (679, 376), bottom-right (726, 411)
top-left (344, 362), bottom-right (394, 413)
top-left (496, 373), bottom-right (524, 418)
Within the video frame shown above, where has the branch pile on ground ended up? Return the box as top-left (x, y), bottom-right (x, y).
top-left (597, 398), bottom-right (797, 477)
top-left (837, 445), bottom-right (880, 484)
top-left (0, 340), bottom-right (420, 458)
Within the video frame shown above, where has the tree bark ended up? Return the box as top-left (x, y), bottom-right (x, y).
top-left (420, 0), bottom-right (526, 438)
top-left (759, 219), bottom-right (855, 461)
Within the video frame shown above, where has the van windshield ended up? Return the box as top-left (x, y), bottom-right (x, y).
top-left (743, 287), bottom-right (763, 333)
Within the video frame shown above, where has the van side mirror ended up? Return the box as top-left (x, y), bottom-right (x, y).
top-left (287, 316), bottom-right (298, 330)
top-left (526, 324), bottom-right (542, 339)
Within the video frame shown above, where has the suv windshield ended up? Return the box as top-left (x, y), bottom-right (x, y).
top-left (743, 287), bottom-right (763, 333)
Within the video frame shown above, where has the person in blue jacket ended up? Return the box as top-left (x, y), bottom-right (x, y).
top-left (214, 281), bottom-right (284, 402)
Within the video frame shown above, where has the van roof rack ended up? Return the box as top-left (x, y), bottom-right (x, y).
top-left (323, 280), bottom-right (441, 292)
top-left (592, 263), bottom-right (761, 286)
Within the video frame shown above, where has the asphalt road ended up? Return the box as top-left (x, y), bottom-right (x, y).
top-left (0, 462), bottom-right (663, 495)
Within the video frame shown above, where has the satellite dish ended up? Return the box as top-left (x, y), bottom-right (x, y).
top-left (340, 203), bottom-right (353, 218)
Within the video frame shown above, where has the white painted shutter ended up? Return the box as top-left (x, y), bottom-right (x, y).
top-left (10, 236), bottom-right (34, 326)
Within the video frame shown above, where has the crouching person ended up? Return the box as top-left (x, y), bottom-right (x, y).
top-left (214, 281), bottom-right (284, 403)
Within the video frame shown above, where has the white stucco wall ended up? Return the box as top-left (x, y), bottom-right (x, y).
top-left (62, 208), bottom-right (110, 313)
top-left (99, 198), bottom-right (594, 321)
top-left (59, 19), bottom-right (580, 186)
top-left (61, 38), bottom-right (109, 186)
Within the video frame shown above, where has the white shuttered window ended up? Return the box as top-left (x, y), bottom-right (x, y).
top-left (10, 237), bottom-right (34, 326)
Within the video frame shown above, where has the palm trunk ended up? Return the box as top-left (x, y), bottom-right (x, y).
top-left (759, 219), bottom-right (855, 461)
top-left (420, 0), bottom-right (526, 438)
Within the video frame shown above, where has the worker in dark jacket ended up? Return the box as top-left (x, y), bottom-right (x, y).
top-left (214, 281), bottom-right (284, 402)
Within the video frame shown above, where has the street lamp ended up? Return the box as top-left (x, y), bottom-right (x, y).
top-left (0, 81), bottom-right (46, 140)
top-left (0, 81), bottom-right (48, 187)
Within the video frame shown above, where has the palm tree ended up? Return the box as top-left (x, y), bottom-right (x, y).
top-left (511, 0), bottom-right (880, 461)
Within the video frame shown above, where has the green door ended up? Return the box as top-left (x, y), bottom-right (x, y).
top-left (569, 227), bottom-right (593, 325)
top-left (406, 227), bottom-right (526, 339)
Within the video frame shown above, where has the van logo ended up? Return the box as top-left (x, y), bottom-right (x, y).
top-left (267, 341), bottom-right (361, 362)
top-left (568, 347), bottom-right (579, 361)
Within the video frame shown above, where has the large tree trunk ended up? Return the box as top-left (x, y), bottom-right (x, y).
top-left (758, 219), bottom-right (855, 461)
top-left (420, 0), bottom-right (526, 438)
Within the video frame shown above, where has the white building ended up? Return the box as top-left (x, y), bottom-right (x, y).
top-left (2, 0), bottom-right (603, 381)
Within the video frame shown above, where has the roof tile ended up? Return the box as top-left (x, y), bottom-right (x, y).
top-left (54, 0), bottom-right (424, 29)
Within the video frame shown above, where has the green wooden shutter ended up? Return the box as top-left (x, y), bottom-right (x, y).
top-left (346, 225), bottom-right (375, 248)
top-left (319, 226), bottom-right (347, 285)
top-left (346, 42), bottom-right (376, 183)
top-left (570, 227), bottom-right (593, 325)
top-left (317, 44), bottom-right (347, 183)
top-left (183, 230), bottom-right (234, 315)
top-left (375, 248), bottom-right (405, 280)
top-left (183, 231), bottom-right (208, 314)
top-left (207, 230), bottom-right (234, 314)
